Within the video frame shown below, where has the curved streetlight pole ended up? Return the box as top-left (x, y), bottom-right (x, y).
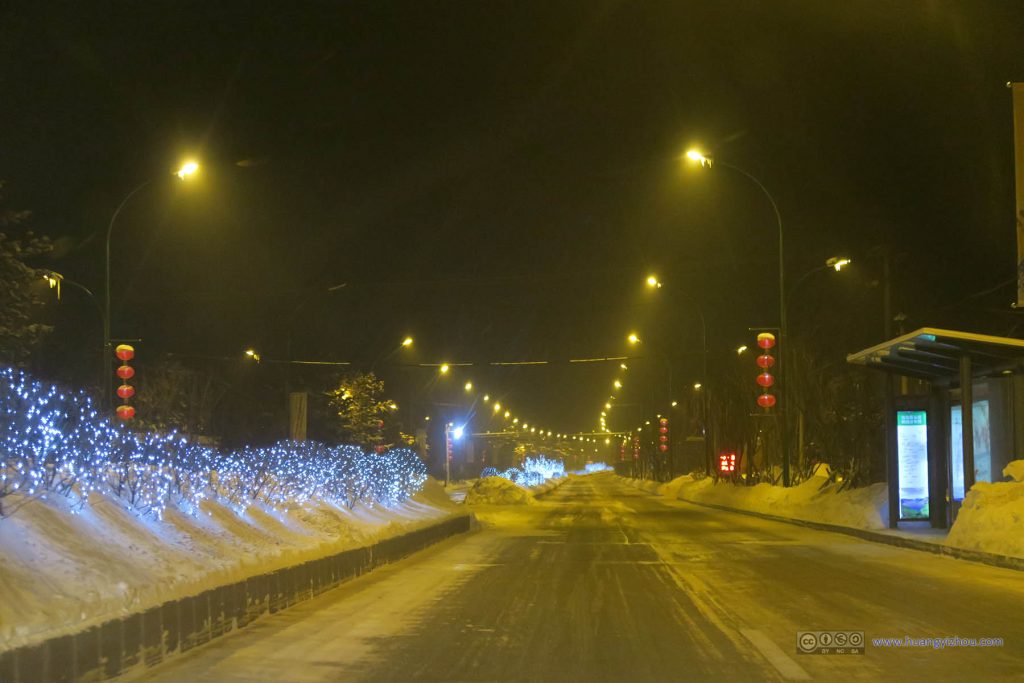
top-left (687, 151), bottom-right (790, 485)
top-left (103, 162), bottom-right (199, 409)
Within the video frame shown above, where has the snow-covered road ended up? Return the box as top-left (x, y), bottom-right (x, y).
top-left (139, 473), bottom-right (1024, 682)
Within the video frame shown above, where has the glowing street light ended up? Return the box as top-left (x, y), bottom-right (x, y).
top-left (827, 256), bottom-right (852, 272)
top-left (737, 345), bottom-right (749, 355)
top-left (646, 275), bottom-right (662, 289)
top-left (439, 363), bottom-right (450, 375)
top-left (627, 333), bottom-right (641, 345)
top-left (605, 402), bottom-right (611, 410)
top-left (483, 394), bottom-right (490, 402)
top-left (614, 379), bottom-right (622, 389)
top-left (685, 149), bottom-right (711, 167)
top-left (693, 382), bottom-right (703, 390)
top-left (175, 160), bottom-right (200, 180)
top-left (244, 348), bottom-right (261, 363)
top-left (620, 363), bottom-right (628, 370)
top-left (493, 402), bottom-right (501, 412)
top-left (464, 381), bottom-right (473, 392)
top-left (401, 336), bottom-right (414, 347)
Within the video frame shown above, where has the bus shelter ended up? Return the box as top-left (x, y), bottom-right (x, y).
top-left (847, 328), bottom-right (1024, 529)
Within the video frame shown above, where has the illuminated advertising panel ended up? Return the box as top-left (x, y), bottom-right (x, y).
top-left (950, 400), bottom-right (991, 500)
top-left (896, 411), bottom-right (929, 520)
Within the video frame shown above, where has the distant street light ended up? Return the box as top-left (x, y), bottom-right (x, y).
top-left (244, 348), bottom-right (261, 363)
top-left (104, 160), bottom-right (200, 408)
top-left (645, 275), bottom-right (662, 289)
top-left (464, 381), bottom-right (473, 392)
top-left (614, 379), bottom-right (623, 389)
top-left (693, 382), bottom-right (702, 390)
top-left (737, 345), bottom-right (748, 355)
top-left (628, 333), bottom-right (641, 345)
top-left (401, 336), bottom-right (414, 348)
top-left (439, 363), bottom-right (450, 375)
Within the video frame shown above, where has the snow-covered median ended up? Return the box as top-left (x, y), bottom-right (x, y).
top-left (0, 476), bottom-right (458, 653)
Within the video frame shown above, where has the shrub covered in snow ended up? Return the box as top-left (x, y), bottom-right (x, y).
top-left (464, 476), bottom-right (535, 505)
top-left (0, 367), bottom-right (427, 518)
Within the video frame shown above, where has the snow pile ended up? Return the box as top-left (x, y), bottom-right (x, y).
top-left (0, 476), bottom-right (458, 652)
top-left (464, 476), bottom-right (535, 505)
top-left (662, 472), bottom-right (890, 529)
top-left (0, 367), bottom-right (457, 652)
top-left (946, 460), bottom-right (1024, 558)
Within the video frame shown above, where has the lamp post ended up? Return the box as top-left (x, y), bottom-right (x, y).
top-left (644, 274), bottom-right (711, 475)
top-left (687, 150), bottom-right (790, 484)
top-left (103, 161), bottom-right (199, 408)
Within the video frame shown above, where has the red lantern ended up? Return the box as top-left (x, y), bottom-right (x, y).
top-left (116, 384), bottom-right (135, 399)
top-left (756, 353), bottom-right (775, 369)
top-left (659, 444), bottom-right (668, 452)
top-left (659, 426), bottom-right (668, 434)
top-left (756, 372), bottom-right (775, 388)
top-left (757, 332), bottom-right (776, 349)
top-left (659, 435), bottom-right (668, 443)
top-left (116, 365), bottom-right (135, 380)
top-left (115, 344), bottom-right (135, 361)
top-left (757, 393), bottom-right (777, 409)
top-left (116, 405), bottom-right (135, 420)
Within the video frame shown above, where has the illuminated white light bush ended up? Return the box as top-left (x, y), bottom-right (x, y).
top-left (583, 462), bottom-right (613, 473)
top-left (480, 455), bottom-right (565, 487)
top-left (0, 367), bottom-right (427, 518)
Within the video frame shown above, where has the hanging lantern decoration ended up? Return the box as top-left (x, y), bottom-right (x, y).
top-left (754, 332), bottom-right (775, 411)
top-left (658, 417), bottom-right (669, 453)
top-left (114, 344), bottom-right (135, 421)
top-left (757, 332), bottom-right (776, 350)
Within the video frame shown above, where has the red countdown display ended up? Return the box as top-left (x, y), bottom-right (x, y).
top-left (718, 452), bottom-right (737, 474)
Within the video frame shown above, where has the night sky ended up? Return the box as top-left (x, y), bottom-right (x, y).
top-left (2, 1), bottom-right (1023, 436)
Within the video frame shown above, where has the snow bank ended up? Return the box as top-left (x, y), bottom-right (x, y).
top-left (464, 477), bottom-right (535, 505)
top-left (641, 473), bottom-right (890, 529)
top-left (0, 476), bottom-right (458, 653)
top-left (946, 460), bottom-right (1024, 558)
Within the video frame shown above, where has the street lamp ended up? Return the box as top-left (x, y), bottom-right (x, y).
top-left (627, 333), bottom-right (641, 345)
top-left (104, 160), bottom-right (200, 408)
top-left (686, 148), bottom-right (790, 484)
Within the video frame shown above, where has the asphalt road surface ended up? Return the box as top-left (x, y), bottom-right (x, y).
top-left (140, 473), bottom-right (1024, 682)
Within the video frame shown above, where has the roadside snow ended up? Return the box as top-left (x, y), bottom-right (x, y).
top-left (627, 473), bottom-right (889, 529)
top-left (0, 476), bottom-right (459, 653)
top-left (946, 460), bottom-right (1024, 558)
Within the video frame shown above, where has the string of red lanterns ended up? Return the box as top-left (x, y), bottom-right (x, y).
top-left (114, 344), bottom-right (136, 420)
top-left (755, 332), bottom-right (776, 410)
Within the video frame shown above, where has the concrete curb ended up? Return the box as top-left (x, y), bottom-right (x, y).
top-left (0, 513), bottom-right (474, 683)
top-left (676, 496), bottom-right (1024, 573)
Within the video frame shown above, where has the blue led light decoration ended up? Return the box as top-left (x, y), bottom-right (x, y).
top-left (0, 367), bottom-right (428, 519)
